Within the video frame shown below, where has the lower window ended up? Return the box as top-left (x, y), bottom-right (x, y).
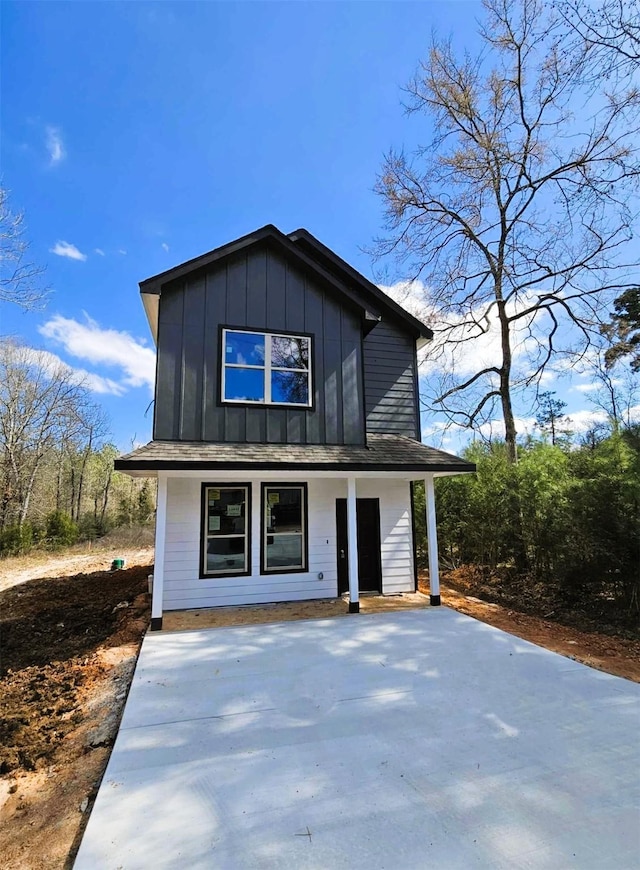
top-left (261, 484), bottom-right (307, 573)
top-left (202, 485), bottom-right (250, 576)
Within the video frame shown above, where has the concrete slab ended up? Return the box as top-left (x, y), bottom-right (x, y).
top-left (74, 608), bottom-right (640, 869)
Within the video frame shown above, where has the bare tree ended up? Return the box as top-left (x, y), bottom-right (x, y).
top-left (90, 444), bottom-right (119, 529)
top-left (556, 0), bottom-right (640, 77)
top-left (0, 340), bottom-right (94, 528)
top-left (374, 0), bottom-right (640, 461)
top-left (68, 400), bottom-right (110, 522)
top-left (0, 187), bottom-right (49, 310)
top-left (578, 339), bottom-right (640, 431)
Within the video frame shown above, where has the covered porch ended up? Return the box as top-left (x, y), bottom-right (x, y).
top-left (114, 434), bottom-right (476, 629)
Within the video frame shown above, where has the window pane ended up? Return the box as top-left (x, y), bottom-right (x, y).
top-left (271, 370), bottom-right (309, 404)
top-left (265, 534), bottom-right (303, 570)
top-left (206, 537), bottom-right (246, 573)
top-left (265, 488), bottom-right (303, 533)
top-left (271, 335), bottom-right (309, 369)
top-left (207, 488), bottom-right (246, 535)
top-left (225, 331), bottom-right (265, 366)
top-left (225, 367), bottom-right (265, 402)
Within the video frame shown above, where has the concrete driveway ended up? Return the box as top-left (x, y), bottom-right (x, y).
top-left (74, 608), bottom-right (640, 869)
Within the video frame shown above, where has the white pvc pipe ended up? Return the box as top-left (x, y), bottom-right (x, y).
top-left (151, 474), bottom-right (168, 629)
top-left (425, 475), bottom-right (441, 605)
top-left (347, 476), bottom-right (360, 612)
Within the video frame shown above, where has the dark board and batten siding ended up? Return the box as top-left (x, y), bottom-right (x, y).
top-left (363, 320), bottom-right (420, 439)
top-left (154, 244), bottom-right (366, 445)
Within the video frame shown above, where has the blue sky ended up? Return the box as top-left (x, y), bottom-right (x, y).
top-left (1, 1), bottom-right (631, 451)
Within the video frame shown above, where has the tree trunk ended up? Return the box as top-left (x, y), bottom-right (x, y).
top-left (56, 451), bottom-right (64, 512)
top-left (19, 461), bottom-right (41, 528)
top-left (76, 447), bottom-right (91, 522)
top-left (0, 461), bottom-right (12, 530)
top-left (100, 466), bottom-right (113, 526)
top-left (497, 300), bottom-right (518, 464)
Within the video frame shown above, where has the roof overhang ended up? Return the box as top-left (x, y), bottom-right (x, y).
top-left (114, 435), bottom-right (476, 480)
top-left (141, 292), bottom-right (160, 344)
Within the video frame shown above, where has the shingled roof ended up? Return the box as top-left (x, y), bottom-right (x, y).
top-left (115, 433), bottom-right (476, 476)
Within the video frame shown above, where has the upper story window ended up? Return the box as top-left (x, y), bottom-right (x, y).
top-left (222, 328), bottom-right (311, 407)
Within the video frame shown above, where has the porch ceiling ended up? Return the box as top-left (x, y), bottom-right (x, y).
top-left (114, 433), bottom-right (476, 479)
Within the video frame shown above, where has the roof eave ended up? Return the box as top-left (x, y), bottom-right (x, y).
top-left (287, 228), bottom-right (434, 341)
top-left (114, 458), bottom-right (476, 474)
top-left (138, 224), bottom-right (382, 341)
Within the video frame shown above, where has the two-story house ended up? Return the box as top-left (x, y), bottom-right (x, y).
top-left (115, 225), bottom-right (475, 629)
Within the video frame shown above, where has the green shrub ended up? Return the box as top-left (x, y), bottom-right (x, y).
top-left (45, 511), bottom-right (78, 548)
top-left (0, 522), bottom-right (33, 556)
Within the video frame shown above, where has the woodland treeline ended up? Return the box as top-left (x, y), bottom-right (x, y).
top-left (413, 422), bottom-right (640, 626)
top-left (0, 339), bottom-right (154, 556)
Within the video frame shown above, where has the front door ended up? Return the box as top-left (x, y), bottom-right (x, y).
top-left (336, 498), bottom-right (382, 595)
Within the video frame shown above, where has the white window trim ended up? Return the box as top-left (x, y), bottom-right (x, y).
top-left (222, 329), bottom-right (312, 407)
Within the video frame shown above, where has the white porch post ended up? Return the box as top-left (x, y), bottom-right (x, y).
top-left (424, 474), bottom-right (441, 606)
top-left (347, 476), bottom-right (360, 613)
top-left (151, 473), bottom-right (168, 630)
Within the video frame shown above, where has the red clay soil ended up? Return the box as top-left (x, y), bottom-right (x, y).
top-left (1, 560), bottom-right (151, 869)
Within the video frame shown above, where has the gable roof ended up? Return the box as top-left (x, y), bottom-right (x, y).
top-left (139, 224), bottom-right (433, 345)
top-left (287, 228), bottom-right (433, 345)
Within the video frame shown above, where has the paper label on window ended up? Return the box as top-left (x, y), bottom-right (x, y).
top-left (209, 516), bottom-right (221, 532)
top-left (210, 489), bottom-right (220, 501)
top-left (268, 492), bottom-right (280, 505)
top-left (227, 504), bottom-right (242, 517)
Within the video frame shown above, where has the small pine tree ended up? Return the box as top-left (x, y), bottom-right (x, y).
top-left (136, 480), bottom-right (154, 525)
top-left (45, 510), bottom-right (78, 548)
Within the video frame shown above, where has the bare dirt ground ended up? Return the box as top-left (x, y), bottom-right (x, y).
top-left (0, 546), bottom-right (153, 870)
top-left (1, 550), bottom-right (639, 869)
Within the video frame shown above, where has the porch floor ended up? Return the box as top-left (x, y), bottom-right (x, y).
top-left (162, 591), bottom-right (430, 632)
top-left (74, 608), bottom-right (640, 869)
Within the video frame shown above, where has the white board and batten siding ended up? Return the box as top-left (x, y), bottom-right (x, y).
top-left (161, 476), bottom-right (415, 611)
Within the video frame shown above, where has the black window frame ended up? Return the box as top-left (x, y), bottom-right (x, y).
top-left (219, 325), bottom-right (314, 410)
top-left (260, 482), bottom-right (309, 575)
top-left (200, 482), bottom-right (252, 579)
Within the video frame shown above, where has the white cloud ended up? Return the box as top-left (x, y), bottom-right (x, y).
top-left (50, 240), bottom-right (87, 262)
top-left (476, 406), bottom-right (640, 441)
top-left (477, 417), bottom-right (537, 440)
top-left (45, 126), bottom-right (65, 166)
top-left (118, 249), bottom-right (127, 255)
top-left (379, 281), bottom-right (592, 388)
top-left (379, 280), bottom-right (517, 377)
top-left (24, 347), bottom-right (126, 396)
top-left (572, 377), bottom-right (622, 394)
top-left (161, 242), bottom-right (169, 252)
top-left (39, 314), bottom-right (156, 392)
top-left (564, 409), bottom-right (609, 433)
top-left (94, 248), bottom-right (105, 256)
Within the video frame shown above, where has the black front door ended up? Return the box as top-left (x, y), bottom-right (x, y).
top-left (336, 498), bottom-right (382, 595)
